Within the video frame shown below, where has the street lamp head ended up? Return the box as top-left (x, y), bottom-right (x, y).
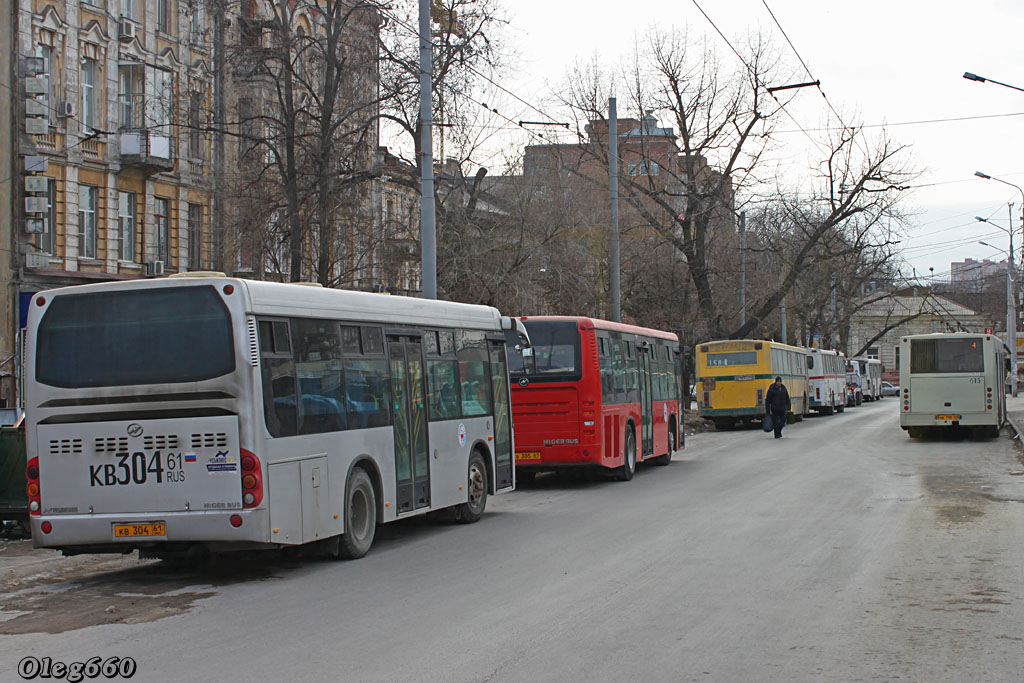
top-left (976, 216), bottom-right (988, 223)
top-left (976, 171), bottom-right (992, 179)
top-left (963, 72), bottom-right (987, 83)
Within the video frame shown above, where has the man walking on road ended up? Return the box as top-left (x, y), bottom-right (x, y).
top-left (765, 376), bottom-right (791, 439)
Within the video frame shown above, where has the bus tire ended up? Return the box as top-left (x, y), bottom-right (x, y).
top-left (454, 451), bottom-right (488, 524)
top-left (616, 428), bottom-right (637, 481)
top-left (337, 468), bottom-right (377, 560)
top-left (655, 428), bottom-right (675, 466)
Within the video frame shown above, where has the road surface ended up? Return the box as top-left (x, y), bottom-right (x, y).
top-left (2, 399), bottom-right (1023, 682)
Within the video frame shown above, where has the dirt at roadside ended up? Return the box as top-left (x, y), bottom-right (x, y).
top-left (0, 540), bottom-right (252, 635)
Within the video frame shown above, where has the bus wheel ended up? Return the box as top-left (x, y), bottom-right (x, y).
top-left (454, 451), bottom-right (488, 524)
top-left (655, 428), bottom-right (675, 466)
top-left (337, 468), bottom-right (377, 560)
top-left (616, 429), bottom-right (636, 481)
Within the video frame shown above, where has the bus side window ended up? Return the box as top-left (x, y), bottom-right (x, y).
top-left (258, 318), bottom-right (298, 437)
top-left (457, 330), bottom-right (491, 417)
top-left (426, 359), bottom-right (459, 420)
top-left (598, 335), bottom-right (614, 402)
top-left (292, 319), bottom-right (345, 435)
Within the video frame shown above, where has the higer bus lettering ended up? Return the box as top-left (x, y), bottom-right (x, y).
top-left (543, 438), bottom-right (579, 445)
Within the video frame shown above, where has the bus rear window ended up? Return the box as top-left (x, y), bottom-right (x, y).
top-left (510, 321), bottom-right (580, 381)
top-left (910, 338), bottom-right (984, 374)
top-left (36, 285), bottom-right (235, 388)
top-left (706, 351), bottom-right (757, 367)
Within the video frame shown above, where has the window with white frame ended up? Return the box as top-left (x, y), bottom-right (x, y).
top-left (81, 58), bottom-right (97, 133)
top-left (155, 198), bottom-right (170, 264)
top-left (146, 67), bottom-right (173, 130)
top-left (119, 191), bottom-right (136, 262)
top-left (37, 179), bottom-right (56, 255)
top-left (121, 0), bottom-right (138, 21)
top-left (79, 185), bottom-right (98, 259)
top-left (36, 44), bottom-right (54, 124)
top-left (118, 64), bottom-right (144, 129)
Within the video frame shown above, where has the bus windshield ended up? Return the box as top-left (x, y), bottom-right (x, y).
top-left (910, 338), bottom-right (984, 374)
top-left (36, 285), bottom-right (235, 388)
top-left (508, 320), bottom-right (580, 381)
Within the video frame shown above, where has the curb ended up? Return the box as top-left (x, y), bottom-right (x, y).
top-left (1006, 413), bottom-right (1024, 440)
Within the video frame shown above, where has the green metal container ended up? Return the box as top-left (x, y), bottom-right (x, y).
top-left (0, 426), bottom-right (28, 525)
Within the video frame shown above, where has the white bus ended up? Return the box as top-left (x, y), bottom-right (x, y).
top-left (844, 359), bottom-right (863, 406)
top-left (24, 274), bottom-right (529, 559)
top-left (807, 349), bottom-right (846, 415)
top-left (899, 333), bottom-right (1007, 439)
top-left (854, 357), bottom-right (883, 401)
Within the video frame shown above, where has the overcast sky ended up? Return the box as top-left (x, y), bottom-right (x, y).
top-left (483, 0), bottom-right (1024, 283)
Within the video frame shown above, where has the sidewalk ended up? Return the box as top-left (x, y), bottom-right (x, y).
top-left (1004, 394), bottom-right (1024, 438)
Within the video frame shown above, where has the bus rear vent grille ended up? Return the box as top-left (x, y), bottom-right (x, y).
top-left (94, 437), bottom-right (129, 453)
top-left (247, 316), bottom-right (260, 367)
top-left (192, 432), bottom-right (228, 449)
top-left (49, 439), bottom-right (83, 455)
top-left (143, 435), bottom-right (179, 450)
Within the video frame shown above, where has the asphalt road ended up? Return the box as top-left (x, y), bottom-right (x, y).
top-left (3, 399), bottom-right (1024, 683)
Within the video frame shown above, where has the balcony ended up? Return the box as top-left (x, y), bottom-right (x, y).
top-left (119, 129), bottom-right (175, 174)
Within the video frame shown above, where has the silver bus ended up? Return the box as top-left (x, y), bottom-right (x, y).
top-left (899, 333), bottom-right (1006, 439)
top-left (25, 274), bottom-right (529, 559)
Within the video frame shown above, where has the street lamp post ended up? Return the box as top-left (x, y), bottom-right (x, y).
top-left (976, 172), bottom-right (1024, 394)
top-left (963, 72), bottom-right (1024, 93)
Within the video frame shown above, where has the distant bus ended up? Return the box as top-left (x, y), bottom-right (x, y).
top-left (24, 274), bottom-right (529, 559)
top-left (852, 357), bottom-right (883, 401)
top-left (899, 333), bottom-right (1006, 439)
top-left (696, 340), bottom-right (809, 430)
top-left (807, 348), bottom-right (846, 415)
top-left (844, 359), bottom-right (864, 407)
top-left (506, 317), bottom-right (682, 482)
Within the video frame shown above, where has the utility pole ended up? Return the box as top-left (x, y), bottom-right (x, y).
top-left (739, 211), bottom-right (746, 327)
top-left (780, 297), bottom-right (787, 344)
top-left (419, 0), bottom-right (437, 299)
top-left (608, 97), bottom-right (620, 322)
top-left (212, 0), bottom-right (225, 271)
top-left (1009, 202), bottom-right (1018, 396)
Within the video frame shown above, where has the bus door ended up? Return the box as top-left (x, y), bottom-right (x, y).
top-left (388, 335), bottom-right (430, 512)
top-left (488, 341), bottom-right (514, 489)
top-left (638, 344), bottom-right (654, 457)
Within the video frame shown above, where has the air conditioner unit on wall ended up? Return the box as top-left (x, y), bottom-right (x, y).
top-left (25, 253), bottom-right (49, 270)
top-left (118, 21), bottom-right (137, 41)
top-left (56, 101), bottom-right (74, 118)
top-left (145, 260), bottom-right (165, 277)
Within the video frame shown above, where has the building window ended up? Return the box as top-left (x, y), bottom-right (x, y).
top-left (157, 0), bottom-right (171, 33)
top-left (81, 58), bottom-right (97, 133)
top-left (155, 198), bottom-right (170, 264)
top-left (82, 0), bottom-right (103, 8)
top-left (118, 64), bottom-right (144, 129)
top-left (36, 45), bottom-right (54, 125)
top-left (147, 67), bottom-right (173, 130)
top-left (188, 203), bottom-right (202, 269)
top-left (121, 0), bottom-right (138, 21)
top-left (188, 90), bottom-right (203, 159)
top-left (119, 191), bottom-right (136, 262)
top-left (79, 185), bottom-right (98, 259)
top-left (38, 179), bottom-right (56, 255)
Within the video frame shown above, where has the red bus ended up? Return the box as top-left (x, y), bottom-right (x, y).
top-left (506, 316), bottom-right (683, 481)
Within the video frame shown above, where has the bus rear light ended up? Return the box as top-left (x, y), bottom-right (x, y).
top-left (583, 420), bottom-right (595, 427)
top-left (582, 449), bottom-right (590, 457)
top-left (904, 406), bottom-right (909, 411)
top-left (239, 449), bottom-right (263, 508)
top-left (223, 284), bottom-right (234, 295)
top-left (703, 391), bottom-right (710, 407)
top-left (756, 389), bottom-right (764, 405)
top-left (35, 296), bottom-right (46, 306)
top-left (816, 387), bottom-right (820, 399)
top-left (230, 514), bottom-right (243, 528)
top-left (40, 521), bottom-right (52, 534)
top-left (582, 410), bottom-right (595, 419)
top-left (26, 456), bottom-right (40, 516)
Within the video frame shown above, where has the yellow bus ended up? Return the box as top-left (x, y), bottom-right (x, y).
top-left (696, 339), bottom-right (810, 430)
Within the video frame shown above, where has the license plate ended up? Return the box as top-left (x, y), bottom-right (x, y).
top-left (516, 451), bottom-right (542, 461)
top-left (935, 414), bottom-right (961, 421)
top-left (113, 522), bottom-right (166, 538)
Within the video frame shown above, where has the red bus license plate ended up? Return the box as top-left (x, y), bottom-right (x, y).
top-left (516, 452), bottom-right (542, 461)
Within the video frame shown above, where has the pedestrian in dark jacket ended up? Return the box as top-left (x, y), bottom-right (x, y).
top-left (764, 376), bottom-right (791, 439)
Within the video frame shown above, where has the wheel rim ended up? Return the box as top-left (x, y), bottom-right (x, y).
top-left (668, 430), bottom-right (676, 453)
top-left (349, 487), bottom-right (370, 540)
top-left (468, 461), bottom-right (486, 511)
